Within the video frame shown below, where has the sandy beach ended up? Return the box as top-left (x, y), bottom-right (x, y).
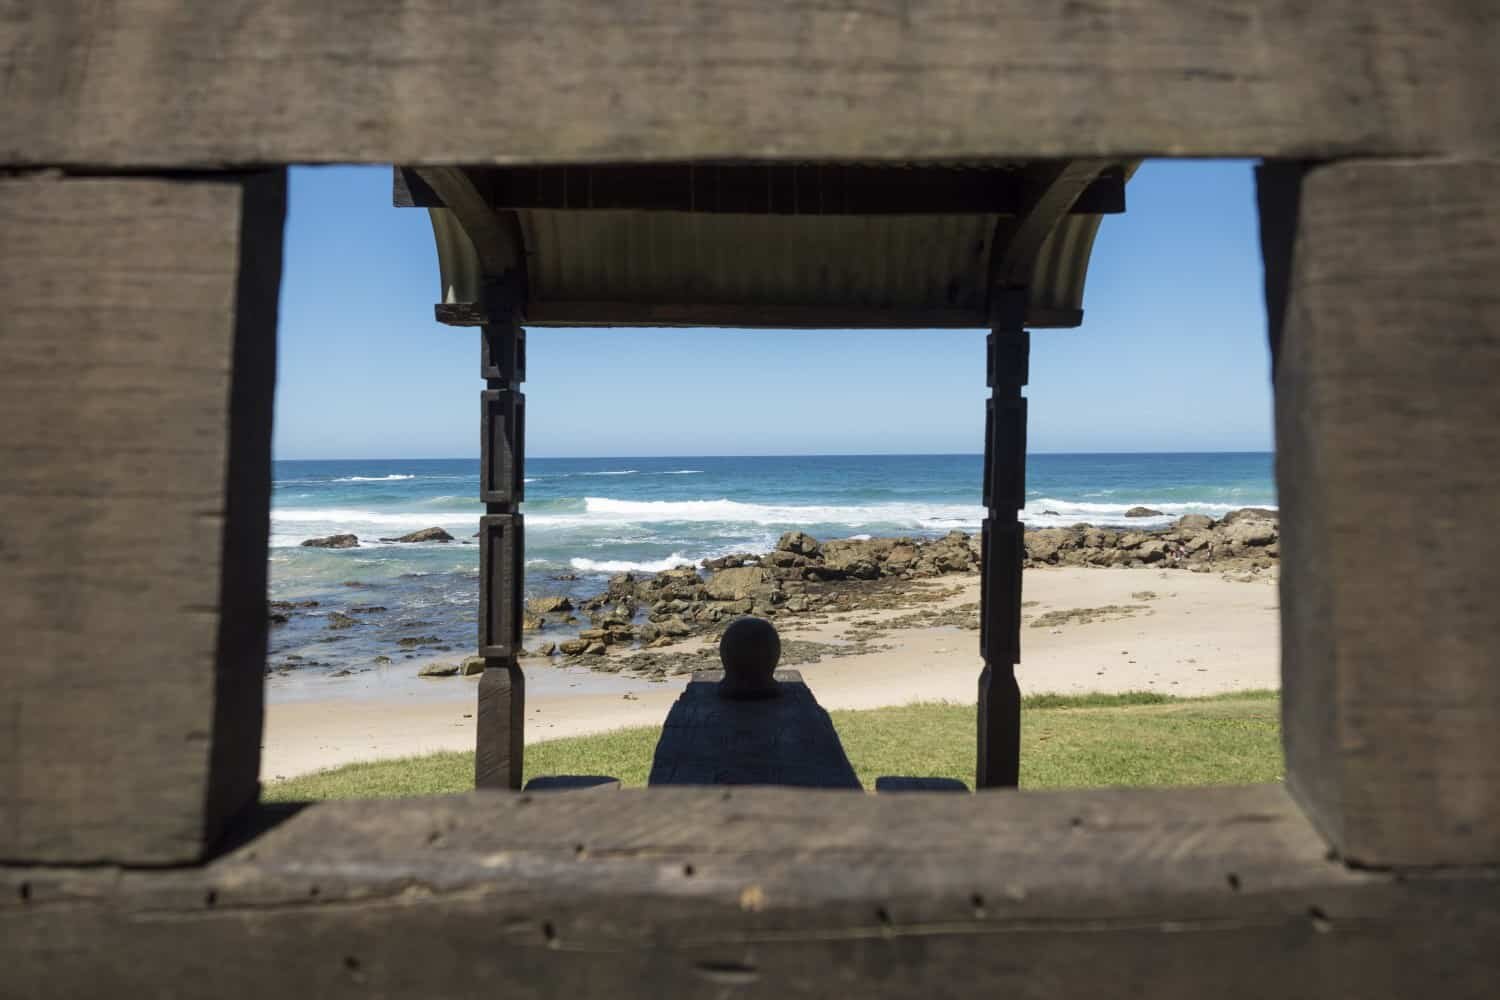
top-left (262, 565), bottom-right (1279, 779)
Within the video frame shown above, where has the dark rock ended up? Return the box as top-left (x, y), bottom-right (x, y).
top-left (350, 605), bottom-right (387, 613)
top-left (558, 639), bottom-right (589, 656)
top-left (1177, 514), bottom-right (1216, 531)
top-left (326, 611), bottom-right (359, 630)
top-left (1024, 527), bottom-right (1076, 563)
top-left (372, 655), bottom-right (392, 664)
top-left (527, 594), bottom-right (573, 614)
top-left (396, 635), bottom-right (443, 648)
top-left (381, 526), bottom-right (454, 543)
top-left (704, 566), bottom-right (775, 601)
top-left (418, 661), bottom-right (459, 677)
top-left (1219, 507), bottom-right (1279, 525)
top-left (776, 531), bottom-right (822, 557)
top-left (656, 615), bottom-right (693, 637)
top-left (523, 611), bottom-right (545, 632)
top-left (459, 656), bottom-right (485, 676)
top-left (269, 612), bottom-right (289, 625)
top-left (1124, 506), bottom-right (1164, 518)
top-left (301, 533), bottom-right (359, 549)
top-left (1223, 519), bottom-right (1277, 546)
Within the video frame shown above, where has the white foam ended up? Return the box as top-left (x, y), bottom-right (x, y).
top-left (656, 469), bottom-right (704, 475)
top-left (536, 496), bottom-right (987, 530)
top-left (335, 474), bottom-right (416, 482)
top-left (570, 553), bottom-right (700, 574)
top-left (579, 470), bottom-right (638, 476)
top-left (273, 507), bottom-right (476, 525)
top-left (1020, 497), bottom-right (1276, 529)
top-left (269, 507), bottom-right (480, 548)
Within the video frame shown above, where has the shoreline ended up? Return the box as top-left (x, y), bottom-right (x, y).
top-left (262, 563), bottom-right (1279, 780)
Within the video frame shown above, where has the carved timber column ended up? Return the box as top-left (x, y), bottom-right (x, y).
top-left (1259, 159), bottom-right (1500, 866)
top-left (476, 280), bottom-right (527, 789)
top-left (977, 289), bottom-right (1029, 789)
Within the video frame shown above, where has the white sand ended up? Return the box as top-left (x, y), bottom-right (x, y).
top-left (260, 566), bottom-right (1279, 780)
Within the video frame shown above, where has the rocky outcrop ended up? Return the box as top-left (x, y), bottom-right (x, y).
top-left (301, 533), bottom-right (359, 549)
top-left (1021, 509), bottom-right (1279, 571)
top-left (1124, 506), bottom-right (1164, 518)
top-left (1219, 508), bottom-right (1278, 526)
top-left (536, 512), bottom-right (1277, 664)
top-left (703, 566), bottom-right (775, 601)
top-left (417, 661), bottom-right (459, 677)
top-left (526, 595), bottom-right (573, 614)
top-left (776, 531), bottom-right (822, 557)
top-left (381, 526), bottom-right (454, 543)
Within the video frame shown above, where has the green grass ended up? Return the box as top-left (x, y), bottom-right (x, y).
top-left (263, 690), bottom-right (1281, 802)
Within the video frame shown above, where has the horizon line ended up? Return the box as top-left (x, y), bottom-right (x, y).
top-left (273, 449), bottom-right (1275, 462)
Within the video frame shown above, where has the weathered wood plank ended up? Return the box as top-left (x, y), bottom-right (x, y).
top-left (1, 786), bottom-right (1497, 997)
top-left (476, 662), bottom-right (524, 791)
top-left (0, 171), bottom-right (284, 864)
top-left (1266, 159), bottom-right (1500, 866)
top-left (2, 2), bottom-right (1497, 167)
top-left (649, 671), bottom-right (861, 789)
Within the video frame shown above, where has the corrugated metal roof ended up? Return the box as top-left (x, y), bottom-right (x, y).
top-left (425, 161), bottom-right (1136, 329)
top-left (524, 210), bottom-right (994, 314)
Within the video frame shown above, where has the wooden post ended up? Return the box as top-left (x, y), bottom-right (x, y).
top-left (0, 171), bottom-right (284, 863)
top-left (476, 281), bottom-right (526, 789)
top-left (977, 289), bottom-right (1029, 789)
top-left (1260, 159), bottom-right (1500, 866)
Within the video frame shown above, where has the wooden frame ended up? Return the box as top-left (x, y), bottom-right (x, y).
top-left (2, 3), bottom-right (1498, 995)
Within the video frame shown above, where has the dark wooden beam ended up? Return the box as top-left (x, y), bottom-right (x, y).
top-left (2, 786), bottom-right (1498, 997)
top-left (5, 2), bottom-right (1499, 167)
top-left (410, 168), bottom-right (527, 282)
top-left (989, 160), bottom-right (1118, 293)
top-left (502, 301), bottom-right (1082, 329)
top-left (1267, 158), bottom-right (1500, 867)
top-left (395, 165), bottom-right (1127, 216)
top-left (0, 171), bottom-right (284, 864)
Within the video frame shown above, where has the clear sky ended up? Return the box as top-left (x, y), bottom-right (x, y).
top-left (273, 161), bottom-right (1272, 459)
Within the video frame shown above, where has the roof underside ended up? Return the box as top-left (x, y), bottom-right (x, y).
top-left (402, 162), bottom-right (1136, 329)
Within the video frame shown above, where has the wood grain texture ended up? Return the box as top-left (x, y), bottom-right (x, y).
top-left (1269, 159), bottom-right (1500, 866)
top-left (476, 662), bottom-right (524, 790)
top-left (0, 171), bottom-right (284, 864)
top-left (2, 1), bottom-right (1497, 167)
top-left (649, 671), bottom-right (861, 788)
top-left (1, 786), bottom-right (1496, 998)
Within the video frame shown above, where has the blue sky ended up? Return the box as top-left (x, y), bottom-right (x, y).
top-left (274, 161), bottom-right (1272, 459)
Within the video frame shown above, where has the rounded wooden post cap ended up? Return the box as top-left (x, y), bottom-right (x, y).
top-left (718, 616), bottom-right (782, 699)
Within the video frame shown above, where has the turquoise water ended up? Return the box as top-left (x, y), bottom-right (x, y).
top-left (267, 452), bottom-right (1274, 672)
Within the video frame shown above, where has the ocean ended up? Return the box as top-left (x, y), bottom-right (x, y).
top-left (267, 453), bottom-right (1275, 679)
